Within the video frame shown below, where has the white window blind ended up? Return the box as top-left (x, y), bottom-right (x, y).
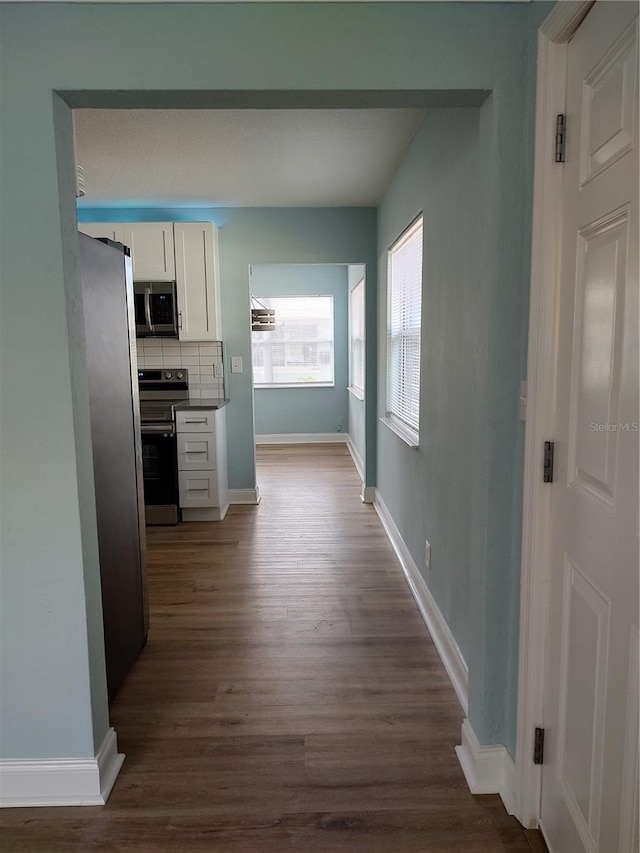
top-left (387, 216), bottom-right (423, 437)
top-left (349, 278), bottom-right (365, 395)
top-left (252, 296), bottom-right (334, 387)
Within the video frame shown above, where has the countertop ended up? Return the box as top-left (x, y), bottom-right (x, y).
top-left (173, 398), bottom-right (229, 411)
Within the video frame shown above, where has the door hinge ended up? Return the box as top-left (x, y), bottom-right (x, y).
top-left (543, 441), bottom-right (554, 483)
top-left (534, 727), bottom-right (545, 765)
top-left (555, 114), bottom-right (566, 163)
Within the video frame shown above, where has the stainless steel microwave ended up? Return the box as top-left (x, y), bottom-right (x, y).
top-left (134, 281), bottom-right (178, 337)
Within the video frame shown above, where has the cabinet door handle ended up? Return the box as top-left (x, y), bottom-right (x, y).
top-left (178, 310), bottom-right (183, 330)
top-left (185, 450), bottom-right (208, 455)
top-left (185, 418), bottom-right (207, 424)
top-left (187, 487), bottom-right (210, 492)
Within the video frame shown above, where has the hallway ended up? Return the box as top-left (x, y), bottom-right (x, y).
top-left (0, 445), bottom-right (544, 852)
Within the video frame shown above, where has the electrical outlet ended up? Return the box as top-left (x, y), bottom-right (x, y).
top-left (230, 356), bottom-right (243, 374)
top-left (519, 380), bottom-right (527, 422)
top-left (425, 540), bottom-right (431, 570)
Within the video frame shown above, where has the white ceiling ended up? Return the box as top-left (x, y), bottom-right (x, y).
top-left (74, 109), bottom-right (427, 208)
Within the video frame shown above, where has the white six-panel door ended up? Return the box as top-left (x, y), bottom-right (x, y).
top-left (540, 4), bottom-right (639, 852)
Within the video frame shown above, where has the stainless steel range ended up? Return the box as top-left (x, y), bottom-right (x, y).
top-left (138, 368), bottom-right (189, 525)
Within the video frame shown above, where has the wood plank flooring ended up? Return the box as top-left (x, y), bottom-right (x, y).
top-left (0, 444), bottom-right (546, 852)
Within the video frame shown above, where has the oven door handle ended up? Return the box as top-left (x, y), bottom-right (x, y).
top-left (144, 287), bottom-right (154, 335)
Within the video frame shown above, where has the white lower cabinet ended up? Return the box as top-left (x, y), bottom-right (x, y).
top-left (177, 408), bottom-right (228, 521)
top-left (176, 410), bottom-right (217, 432)
top-left (178, 471), bottom-right (218, 506)
top-left (177, 433), bottom-right (216, 471)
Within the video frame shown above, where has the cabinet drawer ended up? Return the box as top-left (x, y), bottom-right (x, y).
top-left (179, 471), bottom-right (218, 507)
top-left (177, 433), bottom-right (216, 470)
top-left (176, 409), bottom-right (216, 433)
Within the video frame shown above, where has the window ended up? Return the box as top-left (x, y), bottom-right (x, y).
top-left (349, 278), bottom-right (365, 398)
top-left (386, 216), bottom-right (423, 443)
top-left (252, 296), bottom-right (334, 387)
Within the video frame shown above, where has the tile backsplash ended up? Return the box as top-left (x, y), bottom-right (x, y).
top-left (136, 339), bottom-right (225, 400)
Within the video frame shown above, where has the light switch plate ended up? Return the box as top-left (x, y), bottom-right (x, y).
top-left (230, 356), bottom-right (243, 374)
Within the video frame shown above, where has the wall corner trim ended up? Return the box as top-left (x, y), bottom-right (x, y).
top-left (373, 490), bottom-right (468, 715)
top-left (455, 719), bottom-right (516, 816)
top-left (0, 727), bottom-right (124, 808)
top-left (228, 487), bottom-right (261, 505)
top-left (361, 486), bottom-right (375, 504)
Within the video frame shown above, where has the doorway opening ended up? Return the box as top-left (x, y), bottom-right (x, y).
top-left (249, 262), bottom-right (366, 496)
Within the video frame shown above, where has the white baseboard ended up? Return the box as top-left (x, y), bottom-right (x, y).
top-left (373, 490), bottom-right (469, 715)
top-left (455, 719), bottom-right (516, 816)
top-left (95, 727), bottom-right (124, 804)
top-left (346, 437), bottom-right (364, 481)
top-left (256, 433), bottom-right (348, 444)
top-left (0, 727), bottom-right (124, 808)
top-left (228, 487), bottom-right (261, 505)
top-left (182, 503), bottom-right (229, 521)
top-left (357, 489), bottom-right (516, 816)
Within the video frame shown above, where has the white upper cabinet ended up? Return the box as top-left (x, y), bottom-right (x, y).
top-left (174, 222), bottom-right (221, 341)
top-left (122, 223), bottom-right (175, 281)
top-left (78, 222), bottom-right (125, 243)
top-left (77, 220), bottom-right (222, 341)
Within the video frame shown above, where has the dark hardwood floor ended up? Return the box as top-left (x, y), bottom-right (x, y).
top-left (0, 444), bottom-right (546, 852)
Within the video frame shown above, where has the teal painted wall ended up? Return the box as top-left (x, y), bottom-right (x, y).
top-left (0, 0), bottom-right (543, 762)
top-left (377, 103), bottom-right (535, 756)
top-left (377, 107), bottom-right (483, 725)
top-left (79, 207), bottom-right (376, 489)
top-left (251, 264), bottom-right (349, 436)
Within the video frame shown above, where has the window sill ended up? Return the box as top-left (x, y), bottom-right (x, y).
top-left (380, 417), bottom-right (419, 448)
top-left (348, 386), bottom-right (365, 401)
top-left (254, 382), bottom-right (335, 390)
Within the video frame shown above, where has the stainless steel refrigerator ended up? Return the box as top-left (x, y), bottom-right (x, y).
top-left (79, 233), bottom-right (149, 702)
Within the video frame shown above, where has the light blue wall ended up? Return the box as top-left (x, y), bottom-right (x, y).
top-left (377, 103), bottom-right (536, 755)
top-left (1, 0), bottom-right (544, 762)
top-left (251, 264), bottom-right (349, 436)
top-left (347, 265), bottom-right (366, 475)
top-left (377, 107), bottom-right (483, 725)
top-left (79, 207), bottom-right (376, 488)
